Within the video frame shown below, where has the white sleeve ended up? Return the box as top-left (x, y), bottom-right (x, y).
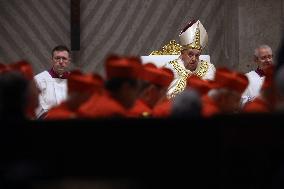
top-left (240, 96), bottom-right (249, 107)
top-left (163, 60), bottom-right (181, 98)
top-left (34, 77), bottom-right (47, 118)
top-left (163, 61), bottom-right (179, 78)
top-left (203, 63), bottom-right (216, 80)
top-left (166, 78), bottom-right (179, 98)
top-left (34, 77), bottom-right (46, 93)
top-left (240, 86), bottom-right (251, 106)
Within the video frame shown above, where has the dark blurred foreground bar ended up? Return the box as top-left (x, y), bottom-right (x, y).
top-left (1, 113), bottom-right (284, 189)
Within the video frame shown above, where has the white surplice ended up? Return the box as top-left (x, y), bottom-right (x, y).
top-left (34, 71), bottom-right (68, 118)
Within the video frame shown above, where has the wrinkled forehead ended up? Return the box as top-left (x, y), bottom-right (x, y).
top-left (52, 50), bottom-right (70, 58)
top-left (182, 48), bottom-right (201, 55)
top-left (258, 48), bottom-right (272, 56)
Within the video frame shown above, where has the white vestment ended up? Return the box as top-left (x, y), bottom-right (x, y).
top-left (241, 71), bottom-right (265, 105)
top-left (34, 71), bottom-right (68, 118)
top-left (164, 58), bottom-right (216, 98)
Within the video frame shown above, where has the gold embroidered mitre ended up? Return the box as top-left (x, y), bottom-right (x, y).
top-left (179, 20), bottom-right (208, 51)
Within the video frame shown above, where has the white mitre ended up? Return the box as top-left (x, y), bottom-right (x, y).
top-left (140, 20), bottom-right (209, 66)
top-left (179, 19), bottom-right (208, 51)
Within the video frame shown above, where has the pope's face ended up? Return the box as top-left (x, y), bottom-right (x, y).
top-left (255, 48), bottom-right (273, 71)
top-left (181, 49), bottom-right (201, 71)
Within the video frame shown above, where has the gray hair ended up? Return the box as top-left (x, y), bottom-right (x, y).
top-left (171, 89), bottom-right (202, 118)
top-left (254, 45), bottom-right (273, 58)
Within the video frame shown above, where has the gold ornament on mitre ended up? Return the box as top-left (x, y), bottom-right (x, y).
top-left (179, 20), bottom-right (208, 51)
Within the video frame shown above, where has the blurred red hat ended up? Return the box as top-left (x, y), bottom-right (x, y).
top-left (186, 75), bottom-right (214, 95)
top-left (105, 55), bottom-right (142, 80)
top-left (214, 68), bottom-right (248, 94)
top-left (140, 63), bottom-right (174, 87)
top-left (68, 70), bottom-right (104, 93)
top-left (8, 60), bottom-right (34, 80)
top-left (243, 98), bottom-right (270, 113)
